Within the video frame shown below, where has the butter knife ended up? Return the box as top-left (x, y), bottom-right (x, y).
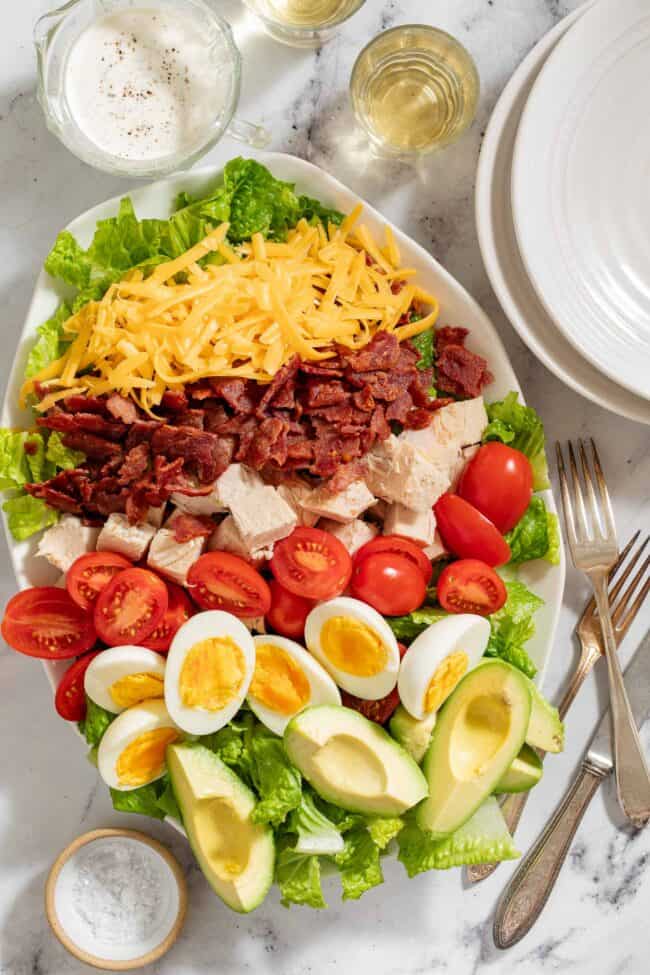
top-left (493, 628), bottom-right (650, 949)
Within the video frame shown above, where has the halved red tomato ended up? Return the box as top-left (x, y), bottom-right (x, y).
top-left (187, 552), bottom-right (271, 618)
top-left (141, 583), bottom-right (194, 653)
top-left (67, 552), bottom-right (133, 611)
top-left (94, 568), bottom-right (168, 646)
top-left (266, 578), bottom-right (315, 639)
top-left (271, 527), bottom-right (352, 601)
top-left (353, 535), bottom-right (433, 585)
top-left (434, 494), bottom-right (511, 567)
top-left (55, 650), bottom-right (102, 721)
top-left (349, 552), bottom-right (426, 616)
top-left (341, 686), bottom-right (401, 725)
top-left (458, 443), bottom-right (533, 533)
top-left (437, 559), bottom-right (507, 616)
top-left (1, 587), bottom-right (97, 659)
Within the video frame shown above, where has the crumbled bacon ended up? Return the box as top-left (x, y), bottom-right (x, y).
top-left (106, 393), bottom-right (139, 424)
top-left (171, 513), bottom-right (215, 543)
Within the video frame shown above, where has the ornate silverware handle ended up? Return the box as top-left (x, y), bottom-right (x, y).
top-left (493, 762), bottom-right (608, 949)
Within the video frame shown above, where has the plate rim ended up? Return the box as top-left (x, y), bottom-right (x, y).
top-left (2, 149), bottom-right (565, 700)
top-left (511, 0), bottom-right (650, 401)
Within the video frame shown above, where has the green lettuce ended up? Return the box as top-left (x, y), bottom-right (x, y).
top-left (25, 302), bottom-right (72, 379)
top-left (44, 231), bottom-right (91, 288)
top-left (2, 495), bottom-right (57, 541)
top-left (484, 391), bottom-right (549, 490)
top-left (78, 697), bottom-right (115, 747)
top-left (367, 816), bottom-right (404, 850)
top-left (506, 496), bottom-right (560, 565)
top-left (110, 773), bottom-right (179, 821)
top-left (156, 778), bottom-right (183, 823)
top-left (288, 791), bottom-right (344, 855)
top-left (249, 724), bottom-right (303, 827)
top-left (387, 606), bottom-right (449, 642)
top-left (0, 430), bottom-right (47, 490)
top-left (485, 580), bottom-right (544, 679)
top-left (333, 827), bottom-right (384, 901)
top-left (411, 328), bottom-right (435, 370)
top-left (45, 431), bottom-right (85, 471)
top-left (397, 798), bottom-right (519, 876)
top-left (275, 839), bottom-right (327, 909)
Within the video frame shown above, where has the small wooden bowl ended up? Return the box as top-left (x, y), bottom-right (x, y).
top-left (45, 827), bottom-right (187, 971)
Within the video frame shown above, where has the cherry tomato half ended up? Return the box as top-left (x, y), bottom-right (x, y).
top-left (353, 535), bottom-right (433, 585)
top-left (434, 494), bottom-right (511, 567)
top-left (187, 552), bottom-right (271, 618)
top-left (458, 443), bottom-right (533, 533)
top-left (341, 686), bottom-right (401, 725)
top-left (271, 527), bottom-right (352, 601)
top-left (94, 568), bottom-right (168, 646)
top-left (1, 587), bottom-right (97, 659)
top-left (266, 579), bottom-right (315, 640)
top-left (437, 559), bottom-right (507, 616)
top-left (141, 583), bottom-right (194, 653)
top-left (350, 552), bottom-right (426, 616)
top-left (55, 650), bottom-right (102, 721)
top-left (66, 552), bottom-right (133, 611)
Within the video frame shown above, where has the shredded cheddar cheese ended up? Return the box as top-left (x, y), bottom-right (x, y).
top-left (23, 208), bottom-right (439, 413)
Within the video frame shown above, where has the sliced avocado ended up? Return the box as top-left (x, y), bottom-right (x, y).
top-left (167, 743), bottom-right (274, 913)
top-left (524, 677), bottom-right (564, 753)
top-left (496, 743), bottom-right (543, 793)
top-left (389, 705), bottom-right (437, 764)
top-left (284, 705), bottom-right (428, 816)
top-left (417, 660), bottom-right (531, 837)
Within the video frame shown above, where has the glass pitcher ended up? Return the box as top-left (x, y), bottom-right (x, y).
top-left (35, 0), bottom-right (270, 178)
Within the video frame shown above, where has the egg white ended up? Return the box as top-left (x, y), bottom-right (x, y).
top-left (398, 614), bottom-right (490, 719)
top-left (304, 596), bottom-right (399, 700)
top-left (84, 645), bottom-right (166, 714)
top-left (247, 635), bottom-right (341, 735)
top-left (97, 698), bottom-right (179, 791)
top-left (164, 611), bottom-right (255, 735)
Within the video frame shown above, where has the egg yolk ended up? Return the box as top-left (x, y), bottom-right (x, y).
top-left (249, 643), bottom-right (311, 715)
top-left (320, 616), bottom-right (387, 676)
top-left (109, 672), bottom-right (164, 709)
top-left (424, 651), bottom-right (469, 714)
top-left (179, 637), bottom-right (246, 712)
top-left (116, 727), bottom-right (179, 787)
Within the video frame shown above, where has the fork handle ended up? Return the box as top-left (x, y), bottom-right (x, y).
top-left (591, 571), bottom-right (650, 827)
top-left (493, 761), bottom-right (607, 949)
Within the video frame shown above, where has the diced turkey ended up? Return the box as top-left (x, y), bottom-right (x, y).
top-left (147, 511), bottom-right (207, 586)
top-left (208, 515), bottom-right (273, 565)
top-left (301, 480), bottom-right (376, 524)
top-left (318, 518), bottom-right (378, 555)
top-left (97, 513), bottom-right (156, 562)
top-left (37, 515), bottom-right (100, 574)
top-left (383, 504), bottom-right (436, 546)
top-left (364, 436), bottom-right (450, 511)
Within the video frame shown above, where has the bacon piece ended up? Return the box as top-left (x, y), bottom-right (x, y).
top-left (151, 425), bottom-right (233, 483)
top-left (63, 395), bottom-right (109, 414)
top-left (61, 430), bottom-right (123, 458)
top-left (38, 412), bottom-right (126, 441)
top-left (118, 444), bottom-right (149, 484)
top-left (25, 483), bottom-right (82, 513)
top-left (209, 377), bottom-right (258, 414)
top-left (340, 331), bottom-right (400, 372)
top-left (125, 420), bottom-right (163, 449)
top-left (305, 379), bottom-right (349, 409)
top-left (257, 357), bottom-right (300, 414)
top-left (106, 393), bottom-right (138, 424)
top-left (161, 389), bottom-right (189, 412)
top-left (171, 513), bottom-right (214, 543)
top-left (436, 326), bottom-right (469, 353)
top-left (437, 345), bottom-right (493, 399)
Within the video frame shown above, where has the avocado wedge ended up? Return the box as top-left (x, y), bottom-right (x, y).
top-left (417, 660), bottom-right (531, 837)
top-left (284, 705), bottom-right (428, 816)
top-left (167, 743), bottom-right (274, 913)
top-left (389, 705), bottom-right (437, 764)
top-left (524, 677), bottom-right (564, 753)
top-left (496, 743), bottom-right (543, 793)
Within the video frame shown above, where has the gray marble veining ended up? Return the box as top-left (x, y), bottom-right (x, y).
top-left (1, 2), bottom-right (649, 973)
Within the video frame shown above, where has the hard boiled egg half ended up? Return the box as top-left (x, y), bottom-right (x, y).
top-left (248, 635), bottom-right (341, 735)
top-left (84, 645), bottom-right (166, 714)
top-left (97, 699), bottom-right (180, 792)
top-left (398, 614), bottom-right (490, 720)
top-left (304, 597), bottom-right (400, 700)
top-left (165, 611), bottom-right (255, 735)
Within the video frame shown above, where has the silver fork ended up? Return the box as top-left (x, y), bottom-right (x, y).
top-left (557, 438), bottom-right (650, 826)
top-left (466, 531), bottom-right (649, 884)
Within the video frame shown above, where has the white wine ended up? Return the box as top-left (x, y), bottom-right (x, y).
top-left (350, 26), bottom-right (479, 156)
top-left (254, 0), bottom-right (361, 28)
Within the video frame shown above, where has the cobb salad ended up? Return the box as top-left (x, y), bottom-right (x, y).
top-left (0, 158), bottom-right (563, 913)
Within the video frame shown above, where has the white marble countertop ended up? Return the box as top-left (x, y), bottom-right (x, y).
top-left (1, 1), bottom-right (649, 973)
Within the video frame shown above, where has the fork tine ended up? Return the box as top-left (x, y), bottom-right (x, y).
top-left (617, 575), bottom-right (650, 639)
top-left (577, 531), bottom-right (641, 628)
top-left (590, 438), bottom-right (616, 541)
top-left (610, 537), bottom-right (649, 615)
top-left (556, 442), bottom-right (578, 553)
top-left (568, 441), bottom-right (589, 541)
top-left (578, 439), bottom-right (602, 538)
top-left (613, 554), bottom-right (650, 626)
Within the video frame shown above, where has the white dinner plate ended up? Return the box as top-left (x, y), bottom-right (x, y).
top-left (512, 0), bottom-right (650, 401)
top-left (1, 150), bottom-right (564, 703)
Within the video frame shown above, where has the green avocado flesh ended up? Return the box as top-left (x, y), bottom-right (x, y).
top-left (389, 705), bottom-right (437, 764)
top-left (284, 705), bottom-right (429, 816)
top-left (167, 743), bottom-right (274, 913)
top-left (524, 677), bottom-right (564, 753)
top-left (496, 743), bottom-right (543, 793)
top-left (417, 660), bottom-right (531, 837)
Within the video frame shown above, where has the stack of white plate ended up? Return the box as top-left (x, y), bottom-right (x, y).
top-left (476, 0), bottom-right (650, 424)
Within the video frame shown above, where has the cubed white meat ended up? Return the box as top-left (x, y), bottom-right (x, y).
top-left (365, 436), bottom-right (450, 511)
top-left (318, 518), bottom-right (378, 555)
top-left (423, 531), bottom-right (447, 562)
top-left (37, 515), bottom-right (100, 574)
top-left (170, 485), bottom-right (227, 517)
top-left (301, 480), bottom-right (376, 524)
top-left (208, 515), bottom-right (274, 564)
top-left (216, 464), bottom-right (265, 506)
top-left (97, 513), bottom-right (156, 562)
top-left (429, 398), bottom-right (488, 448)
top-left (147, 513), bottom-right (207, 586)
top-left (230, 485), bottom-right (297, 553)
top-left (276, 480), bottom-right (320, 527)
top-left (383, 503), bottom-right (436, 546)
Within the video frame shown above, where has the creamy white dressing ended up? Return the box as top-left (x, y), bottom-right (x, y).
top-left (64, 7), bottom-right (228, 162)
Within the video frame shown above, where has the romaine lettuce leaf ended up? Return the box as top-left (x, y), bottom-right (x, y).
top-left (110, 772), bottom-right (179, 821)
top-left (367, 816), bottom-right (404, 850)
top-left (275, 839), bottom-right (327, 909)
top-left (2, 495), bottom-right (57, 541)
top-left (45, 431), bottom-right (85, 471)
top-left (484, 580), bottom-right (544, 679)
top-left (506, 496), bottom-right (559, 565)
top-left (333, 827), bottom-right (384, 901)
top-left (0, 430), bottom-right (47, 490)
top-left (397, 798), bottom-right (519, 875)
top-left (44, 231), bottom-right (91, 288)
top-left (411, 328), bottom-right (435, 370)
top-left (249, 724), bottom-right (302, 827)
top-left (387, 606), bottom-right (449, 642)
top-left (484, 392), bottom-right (549, 490)
top-left (78, 697), bottom-right (115, 747)
top-left (25, 302), bottom-right (72, 379)
top-left (288, 791), bottom-right (344, 855)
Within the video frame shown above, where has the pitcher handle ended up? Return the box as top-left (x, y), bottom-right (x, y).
top-left (227, 116), bottom-right (271, 149)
